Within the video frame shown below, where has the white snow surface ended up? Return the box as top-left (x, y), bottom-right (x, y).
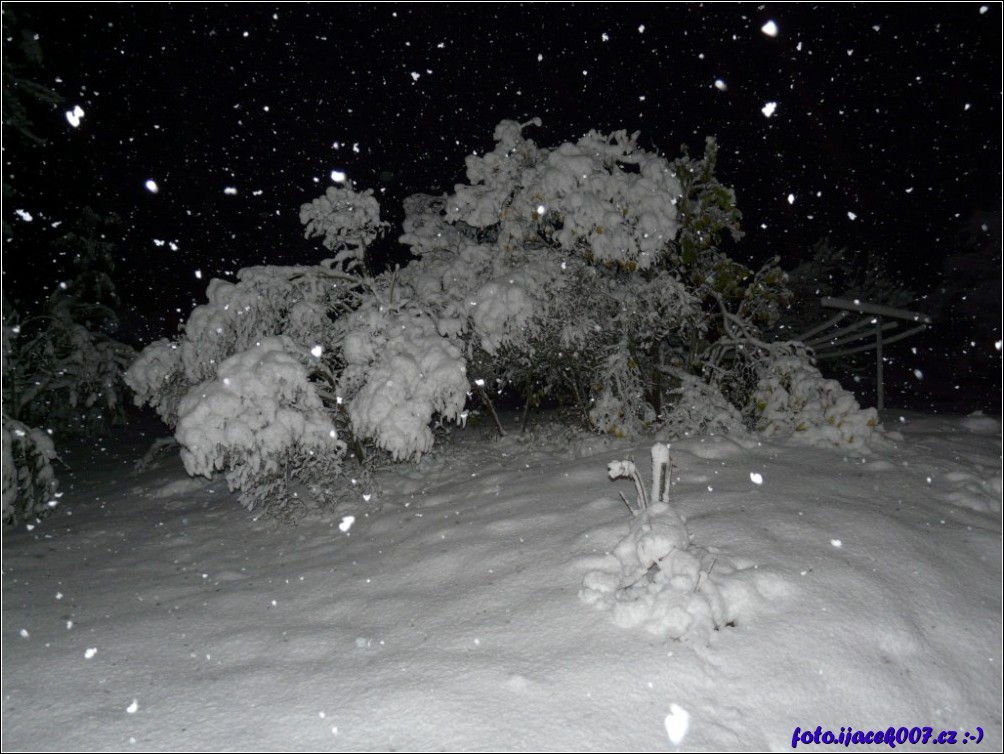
top-left (2, 411), bottom-right (1001, 750)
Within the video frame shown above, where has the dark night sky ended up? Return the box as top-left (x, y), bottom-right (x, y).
top-left (4, 3), bottom-right (1001, 345)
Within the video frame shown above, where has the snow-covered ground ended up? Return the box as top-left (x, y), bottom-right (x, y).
top-left (3, 410), bottom-right (1001, 751)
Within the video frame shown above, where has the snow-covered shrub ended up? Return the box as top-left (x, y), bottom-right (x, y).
top-left (7, 298), bottom-right (136, 436)
top-left (5, 210), bottom-right (137, 439)
top-left (753, 352), bottom-right (879, 449)
top-left (127, 262), bottom-right (362, 428)
top-left (175, 337), bottom-right (346, 516)
top-left (661, 371), bottom-right (748, 438)
top-left (127, 265), bottom-right (364, 514)
top-left (129, 121), bottom-right (877, 522)
top-left (128, 183), bottom-right (463, 516)
top-left (398, 121), bottom-right (796, 439)
top-left (340, 299), bottom-right (468, 460)
top-left (2, 417), bottom-right (60, 528)
top-left (124, 338), bottom-right (187, 425)
top-left (400, 122), bottom-right (695, 428)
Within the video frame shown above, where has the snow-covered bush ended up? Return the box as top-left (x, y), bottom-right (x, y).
top-left (340, 299), bottom-right (468, 460)
top-left (175, 337), bottom-right (346, 516)
top-left (126, 262), bottom-right (362, 428)
top-left (130, 121), bottom-right (880, 522)
top-left (661, 371), bottom-right (748, 439)
top-left (6, 298), bottom-right (136, 436)
top-left (128, 182), bottom-right (472, 515)
top-left (5, 209), bottom-right (137, 439)
top-left (127, 273), bottom-right (371, 515)
top-left (1, 417), bottom-right (60, 528)
top-left (753, 351), bottom-right (879, 449)
top-left (398, 120), bottom-right (795, 438)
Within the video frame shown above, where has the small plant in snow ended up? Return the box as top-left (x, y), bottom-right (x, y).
top-left (608, 442), bottom-right (675, 511)
top-left (583, 443), bottom-right (738, 641)
top-left (607, 458), bottom-right (648, 511)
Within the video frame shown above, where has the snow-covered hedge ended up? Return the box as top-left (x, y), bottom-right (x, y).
top-left (128, 121), bottom-right (882, 520)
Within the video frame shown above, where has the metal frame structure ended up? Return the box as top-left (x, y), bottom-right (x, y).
top-left (798, 297), bottom-right (933, 410)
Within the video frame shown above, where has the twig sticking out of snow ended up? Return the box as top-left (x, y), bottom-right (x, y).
top-left (693, 556), bottom-right (716, 593)
top-left (618, 491), bottom-right (634, 515)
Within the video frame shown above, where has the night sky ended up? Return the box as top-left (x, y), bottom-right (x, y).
top-left (4, 4), bottom-right (1001, 368)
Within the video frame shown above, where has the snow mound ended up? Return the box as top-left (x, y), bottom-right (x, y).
top-left (674, 434), bottom-right (753, 460)
top-left (149, 476), bottom-right (213, 499)
top-left (960, 411), bottom-right (1001, 434)
top-left (580, 503), bottom-right (745, 641)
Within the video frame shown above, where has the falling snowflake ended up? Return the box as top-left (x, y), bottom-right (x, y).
top-left (761, 102), bottom-right (777, 118)
top-left (65, 105), bottom-right (85, 128)
top-left (761, 20), bottom-right (778, 37)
